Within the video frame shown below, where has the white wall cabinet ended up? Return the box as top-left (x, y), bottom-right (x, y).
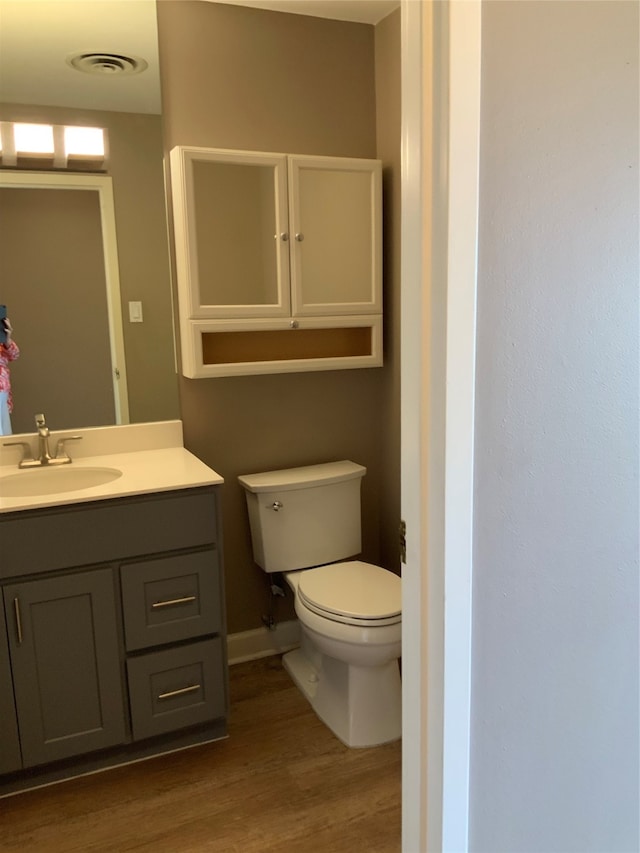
top-left (169, 146), bottom-right (382, 378)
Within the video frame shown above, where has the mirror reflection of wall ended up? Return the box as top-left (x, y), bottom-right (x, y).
top-left (0, 184), bottom-right (117, 433)
top-left (0, 0), bottom-right (180, 432)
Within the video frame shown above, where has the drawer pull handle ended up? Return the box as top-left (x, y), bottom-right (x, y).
top-left (151, 595), bottom-right (197, 609)
top-left (13, 598), bottom-right (23, 645)
top-left (158, 684), bottom-right (201, 701)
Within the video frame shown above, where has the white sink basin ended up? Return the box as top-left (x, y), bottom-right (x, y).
top-left (1, 466), bottom-right (123, 498)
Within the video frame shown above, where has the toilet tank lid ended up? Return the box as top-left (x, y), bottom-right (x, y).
top-left (238, 460), bottom-right (366, 493)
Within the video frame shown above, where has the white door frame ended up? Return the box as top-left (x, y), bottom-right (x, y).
top-left (0, 171), bottom-right (130, 425)
top-left (401, 1), bottom-right (482, 851)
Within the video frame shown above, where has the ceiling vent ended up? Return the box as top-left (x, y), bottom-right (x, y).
top-left (67, 53), bottom-right (148, 76)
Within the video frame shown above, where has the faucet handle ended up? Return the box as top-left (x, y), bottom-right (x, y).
top-left (35, 413), bottom-right (47, 429)
top-left (54, 435), bottom-right (82, 460)
top-left (3, 441), bottom-right (35, 465)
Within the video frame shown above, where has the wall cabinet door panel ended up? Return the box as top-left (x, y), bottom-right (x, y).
top-left (4, 569), bottom-right (126, 768)
top-left (288, 155), bottom-right (382, 317)
top-left (171, 146), bottom-right (291, 320)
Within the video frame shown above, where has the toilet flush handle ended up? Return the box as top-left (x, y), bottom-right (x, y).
top-left (271, 500), bottom-right (283, 511)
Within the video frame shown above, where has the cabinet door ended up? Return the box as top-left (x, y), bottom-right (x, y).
top-left (4, 569), bottom-right (126, 768)
top-left (0, 603), bottom-right (22, 774)
top-left (288, 155), bottom-right (382, 317)
top-left (171, 146), bottom-right (291, 319)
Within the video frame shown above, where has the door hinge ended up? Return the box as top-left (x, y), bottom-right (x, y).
top-left (399, 519), bottom-right (407, 564)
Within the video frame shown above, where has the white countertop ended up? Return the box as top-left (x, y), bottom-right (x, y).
top-left (0, 421), bottom-right (223, 514)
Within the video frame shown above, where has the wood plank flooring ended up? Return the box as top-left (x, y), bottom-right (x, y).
top-left (0, 656), bottom-right (401, 852)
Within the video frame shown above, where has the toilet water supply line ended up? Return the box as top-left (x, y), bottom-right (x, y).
top-left (262, 574), bottom-right (286, 631)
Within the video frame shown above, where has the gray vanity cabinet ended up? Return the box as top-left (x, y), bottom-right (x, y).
top-left (0, 486), bottom-right (228, 795)
top-left (3, 569), bottom-right (126, 768)
top-left (0, 604), bottom-right (22, 774)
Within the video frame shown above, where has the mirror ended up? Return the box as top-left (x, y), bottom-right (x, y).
top-left (0, 0), bottom-right (179, 434)
top-left (0, 172), bottom-right (130, 431)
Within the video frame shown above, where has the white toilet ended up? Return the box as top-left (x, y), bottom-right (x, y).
top-left (238, 460), bottom-right (401, 748)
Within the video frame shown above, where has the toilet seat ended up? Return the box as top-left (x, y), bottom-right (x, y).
top-left (297, 561), bottom-right (401, 628)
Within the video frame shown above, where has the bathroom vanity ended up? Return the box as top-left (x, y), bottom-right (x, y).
top-left (0, 421), bottom-right (227, 795)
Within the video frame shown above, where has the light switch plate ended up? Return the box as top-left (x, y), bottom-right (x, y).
top-left (129, 301), bottom-right (143, 323)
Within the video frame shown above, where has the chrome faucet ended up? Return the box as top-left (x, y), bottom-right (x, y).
top-left (3, 413), bottom-right (82, 468)
top-left (35, 413), bottom-right (53, 464)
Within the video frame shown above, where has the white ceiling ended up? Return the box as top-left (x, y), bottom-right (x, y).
top-left (0, 0), bottom-right (399, 115)
top-left (0, 0), bottom-right (161, 114)
top-left (210, 0), bottom-right (399, 25)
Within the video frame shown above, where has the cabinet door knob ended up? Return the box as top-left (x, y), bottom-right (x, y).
top-left (280, 232), bottom-right (289, 242)
top-left (295, 233), bottom-right (304, 242)
top-left (289, 320), bottom-right (299, 329)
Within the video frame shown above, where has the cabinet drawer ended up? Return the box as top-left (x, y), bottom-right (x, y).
top-left (1, 489), bottom-right (218, 579)
top-left (127, 638), bottom-right (225, 740)
top-left (121, 551), bottom-right (221, 651)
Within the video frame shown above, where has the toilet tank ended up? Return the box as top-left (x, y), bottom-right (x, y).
top-left (238, 461), bottom-right (366, 573)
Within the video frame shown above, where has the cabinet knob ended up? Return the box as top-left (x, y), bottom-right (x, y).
top-left (295, 233), bottom-right (304, 242)
top-left (289, 320), bottom-right (299, 329)
top-left (280, 232), bottom-right (289, 242)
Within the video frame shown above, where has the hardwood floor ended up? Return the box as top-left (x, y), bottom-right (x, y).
top-left (0, 656), bottom-right (401, 852)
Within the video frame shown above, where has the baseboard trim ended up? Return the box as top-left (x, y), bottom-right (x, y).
top-left (227, 619), bottom-right (301, 666)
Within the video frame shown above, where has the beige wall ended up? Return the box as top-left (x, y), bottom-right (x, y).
top-left (471, 2), bottom-right (639, 850)
top-left (157, 1), bottom-right (401, 633)
top-left (0, 103), bottom-right (180, 426)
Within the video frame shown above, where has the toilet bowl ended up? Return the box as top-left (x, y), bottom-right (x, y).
top-left (283, 563), bottom-right (401, 748)
top-left (238, 461), bottom-right (402, 748)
